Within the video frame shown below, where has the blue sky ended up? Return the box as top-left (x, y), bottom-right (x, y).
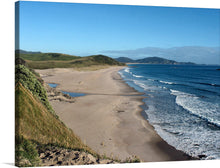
top-left (18, 1), bottom-right (220, 63)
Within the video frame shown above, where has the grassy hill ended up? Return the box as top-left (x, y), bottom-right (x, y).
top-left (18, 52), bottom-right (80, 61)
top-left (17, 51), bottom-right (125, 69)
top-left (114, 57), bottom-right (135, 63)
top-left (15, 64), bottom-right (54, 114)
top-left (15, 63), bottom-right (96, 167)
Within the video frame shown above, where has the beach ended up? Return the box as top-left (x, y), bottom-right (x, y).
top-left (35, 66), bottom-right (191, 162)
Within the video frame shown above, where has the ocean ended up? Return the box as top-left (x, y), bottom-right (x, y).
top-left (119, 64), bottom-right (220, 160)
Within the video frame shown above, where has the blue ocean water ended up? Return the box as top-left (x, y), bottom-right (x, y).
top-left (119, 64), bottom-right (220, 160)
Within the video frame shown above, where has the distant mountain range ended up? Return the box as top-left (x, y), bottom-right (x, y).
top-left (114, 56), bottom-right (196, 65)
top-left (102, 46), bottom-right (220, 65)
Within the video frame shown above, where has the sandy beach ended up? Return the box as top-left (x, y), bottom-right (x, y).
top-left (35, 66), bottom-right (192, 162)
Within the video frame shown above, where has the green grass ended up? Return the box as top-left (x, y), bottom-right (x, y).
top-left (15, 83), bottom-right (94, 152)
top-left (15, 135), bottom-right (41, 167)
top-left (15, 83), bottom-right (96, 166)
top-left (18, 52), bottom-right (80, 61)
top-left (18, 53), bottom-right (125, 69)
top-left (15, 62), bottom-right (97, 166)
top-left (15, 64), bottom-right (54, 114)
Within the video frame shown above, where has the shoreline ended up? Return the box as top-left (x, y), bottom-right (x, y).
top-left (36, 66), bottom-right (194, 162)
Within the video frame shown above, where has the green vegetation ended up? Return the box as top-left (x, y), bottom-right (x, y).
top-left (15, 83), bottom-right (94, 152)
top-left (15, 64), bottom-right (54, 114)
top-left (18, 52), bottom-right (80, 61)
top-left (15, 60), bottom-right (96, 166)
top-left (124, 155), bottom-right (141, 163)
top-left (15, 135), bottom-right (41, 167)
top-left (86, 55), bottom-right (124, 65)
top-left (15, 83), bottom-right (96, 166)
top-left (17, 52), bottom-right (125, 69)
top-left (114, 57), bottom-right (135, 63)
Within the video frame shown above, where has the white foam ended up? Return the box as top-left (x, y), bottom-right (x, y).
top-left (152, 123), bottom-right (220, 159)
top-left (124, 67), bottom-right (130, 73)
top-left (133, 80), bottom-right (148, 90)
top-left (159, 80), bottom-right (174, 85)
top-left (170, 89), bottom-right (220, 127)
top-left (132, 74), bottom-right (144, 78)
top-left (132, 80), bottom-right (160, 93)
top-left (145, 105), bottom-right (220, 159)
top-left (118, 71), bottom-right (125, 78)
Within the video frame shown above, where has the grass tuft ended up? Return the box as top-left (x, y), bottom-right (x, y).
top-left (15, 135), bottom-right (41, 167)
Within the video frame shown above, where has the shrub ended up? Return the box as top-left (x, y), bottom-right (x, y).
top-left (15, 64), bottom-right (54, 114)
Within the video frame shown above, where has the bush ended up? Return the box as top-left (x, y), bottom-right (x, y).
top-left (15, 64), bottom-right (54, 114)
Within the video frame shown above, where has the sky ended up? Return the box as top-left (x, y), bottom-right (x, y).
top-left (17, 1), bottom-right (220, 64)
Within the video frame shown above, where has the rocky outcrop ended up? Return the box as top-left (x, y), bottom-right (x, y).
top-left (38, 146), bottom-right (118, 166)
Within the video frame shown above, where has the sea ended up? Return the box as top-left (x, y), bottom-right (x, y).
top-left (118, 64), bottom-right (220, 160)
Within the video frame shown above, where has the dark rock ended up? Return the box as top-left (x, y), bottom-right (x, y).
top-left (57, 161), bottom-right (62, 165)
top-left (117, 110), bottom-right (125, 113)
top-left (55, 151), bottom-right (60, 155)
top-left (198, 154), bottom-right (206, 158)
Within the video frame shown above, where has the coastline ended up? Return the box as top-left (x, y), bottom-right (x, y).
top-left (35, 66), bottom-right (193, 162)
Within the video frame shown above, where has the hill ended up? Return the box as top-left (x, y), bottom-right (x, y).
top-left (16, 50), bottom-right (125, 69)
top-left (114, 57), bottom-right (135, 63)
top-left (17, 52), bottom-right (80, 61)
top-left (114, 56), bottom-right (195, 65)
top-left (136, 57), bottom-right (177, 64)
top-left (15, 63), bottom-right (97, 166)
top-left (15, 83), bottom-right (97, 166)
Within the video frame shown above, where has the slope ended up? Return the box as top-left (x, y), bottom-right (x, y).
top-left (17, 51), bottom-right (125, 69)
top-left (114, 57), bottom-right (135, 63)
top-left (15, 62), bottom-right (96, 166)
top-left (15, 83), bottom-right (92, 151)
top-left (18, 52), bottom-right (80, 61)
